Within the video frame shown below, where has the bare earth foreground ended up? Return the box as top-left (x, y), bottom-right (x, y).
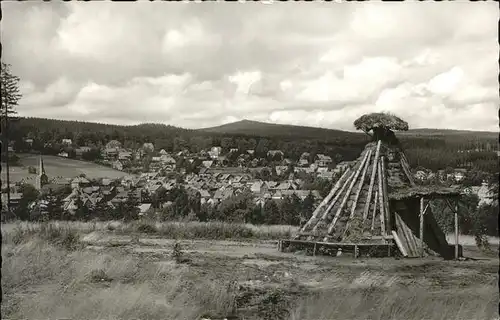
top-left (2, 222), bottom-right (498, 320)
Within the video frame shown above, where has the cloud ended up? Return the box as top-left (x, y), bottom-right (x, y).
top-left (2, 1), bottom-right (498, 132)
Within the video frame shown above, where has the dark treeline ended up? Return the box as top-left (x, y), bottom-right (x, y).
top-left (2, 117), bottom-right (498, 172)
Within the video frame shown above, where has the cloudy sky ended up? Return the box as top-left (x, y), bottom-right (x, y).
top-left (2, 1), bottom-right (498, 131)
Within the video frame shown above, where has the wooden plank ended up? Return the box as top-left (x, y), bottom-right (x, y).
top-left (371, 190), bottom-right (378, 232)
top-left (395, 213), bottom-right (419, 258)
top-left (400, 213), bottom-right (419, 257)
top-left (400, 152), bottom-right (416, 187)
top-left (377, 163), bottom-right (386, 236)
top-left (298, 168), bottom-right (351, 234)
top-left (280, 239), bottom-right (394, 247)
top-left (327, 151), bottom-right (371, 236)
top-left (392, 230), bottom-right (408, 257)
top-left (381, 156), bottom-right (390, 231)
top-left (363, 141), bottom-right (381, 220)
top-left (343, 149), bottom-right (373, 238)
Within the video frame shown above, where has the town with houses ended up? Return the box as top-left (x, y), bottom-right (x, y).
top-left (2, 138), bottom-right (496, 219)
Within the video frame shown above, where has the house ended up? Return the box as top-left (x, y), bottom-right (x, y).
top-left (71, 177), bottom-right (91, 189)
top-left (75, 147), bottom-right (92, 158)
top-left (143, 143), bottom-right (155, 153)
top-left (415, 170), bottom-right (427, 181)
top-left (160, 155), bottom-right (176, 165)
top-left (24, 138), bottom-right (34, 146)
top-left (454, 169), bottom-right (467, 182)
top-left (275, 166), bottom-right (288, 176)
top-left (250, 158), bottom-right (260, 167)
top-left (316, 167), bottom-right (328, 174)
top-left (315, 154), bottom-right (332, 167)
top-left (317, 171), bottom-right (334, 180)
top-left (209, 146), bottom-right (222, 159)
top-left (299, 158), bottom-right (309, 166)
top-left (213, 187), bottom-right (234, 202)
top-left (103, 148), bottom-right (119, 159)
top-left (118, 151), bottom-right (132, 161)
top-left (333, 161), bottom-right (352, 174)
top-left (199, 190), bottom-right (212, 204)
top-left (106, 140), bottom-right (122, 149)
top-left (138, 203), bottom-right (154, 217)
top-left (61, 139), bottom-right (72, 145)
top-left (215, 156), bottom-right (228, 166)
top-left (112, 160), bottom-right (124, 171)
top-left (267, 150), bottom-right (284, 159)
top-left (250, 181), bottom-right (268, 194)
top-left (266, 181), bottom-right (278, 190)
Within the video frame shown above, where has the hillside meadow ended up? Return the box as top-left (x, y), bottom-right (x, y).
top-left (2, 221), bottom-right (498, 320)
top-left (1, 154), bottom-right (128, 184)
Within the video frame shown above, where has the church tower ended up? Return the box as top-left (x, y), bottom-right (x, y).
top-left (36, 155), bottom-right (49, 190)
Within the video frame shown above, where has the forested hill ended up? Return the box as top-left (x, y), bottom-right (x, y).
top-left (198, 119), bottom-right (365, 140)
top-left (4, 117), bottom-right (498, 172)
top-left (202, 119), bottom-right (497, 139)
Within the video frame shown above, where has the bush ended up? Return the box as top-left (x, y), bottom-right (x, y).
top-left (136, 221), bottom-right (158, 234)
top-left (172, 242), bottom-right (183, 264)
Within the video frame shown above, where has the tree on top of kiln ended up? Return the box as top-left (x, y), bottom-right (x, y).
top-left (353, 112), bottom-right (409, 145)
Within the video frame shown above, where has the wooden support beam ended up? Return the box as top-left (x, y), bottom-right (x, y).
top-left (298, 168), bottom-right (351, 234)
top-left (392, 230), bottom-right (408, 257)
top-left (443, 198), bottom-right (460, 259)
top-left (343, 149), bottom-right (372, 238)
top-left (377, 163), bottom-right (386, 237)
top-left (363, 141), bottom-right (382, 220)
top-left (371, 190), bottom-right (378, 232)
top-left (400, 152), bottom-right (416, 187)
top-left (311, 170), bottom-right (355, 233)
top-left (419, 197), bottom-right (424, 257)
top-left (381, 156), bottom-right (390, 232)
top-left (327, 151), bottom-right (371, 236)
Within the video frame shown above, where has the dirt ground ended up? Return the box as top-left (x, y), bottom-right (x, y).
top-left (3, 230), bottom-right (499, 320)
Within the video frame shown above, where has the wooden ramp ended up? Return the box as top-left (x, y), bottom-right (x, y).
top-left (393, 213), bottom-right (423, 257)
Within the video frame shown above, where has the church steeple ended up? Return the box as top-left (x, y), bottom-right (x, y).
top-left (36, 154), bottom-right (49, 190)
top-left (39, 155), bottom-right (46, 176)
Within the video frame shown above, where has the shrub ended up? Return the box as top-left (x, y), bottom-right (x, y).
top-left (172, 242), bottom-right (183, 264)
top-left (136, 221), bottom-right (158, 234)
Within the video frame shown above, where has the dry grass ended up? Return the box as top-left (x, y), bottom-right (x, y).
top-left (2, 237), bottom-right (240, 319)
top-left (290, 286), bottom-right (497, 320)
top-left (2, 221), bottom-right (297, 243)
top-left (2, 222), bottom-right (497, 320)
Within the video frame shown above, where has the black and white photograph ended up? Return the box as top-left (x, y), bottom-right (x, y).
top-left (1, 1), bottom-right (498, 319)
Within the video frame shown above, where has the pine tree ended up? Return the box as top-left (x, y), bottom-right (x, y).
top-left (1, 62), bottom-right (22, 116)
top-left (74, 195), bottom-right (90, 221)
top-left (123, 191), bottom-right (140, 222)
top-left (93, 199), bottom-right (110, 221)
